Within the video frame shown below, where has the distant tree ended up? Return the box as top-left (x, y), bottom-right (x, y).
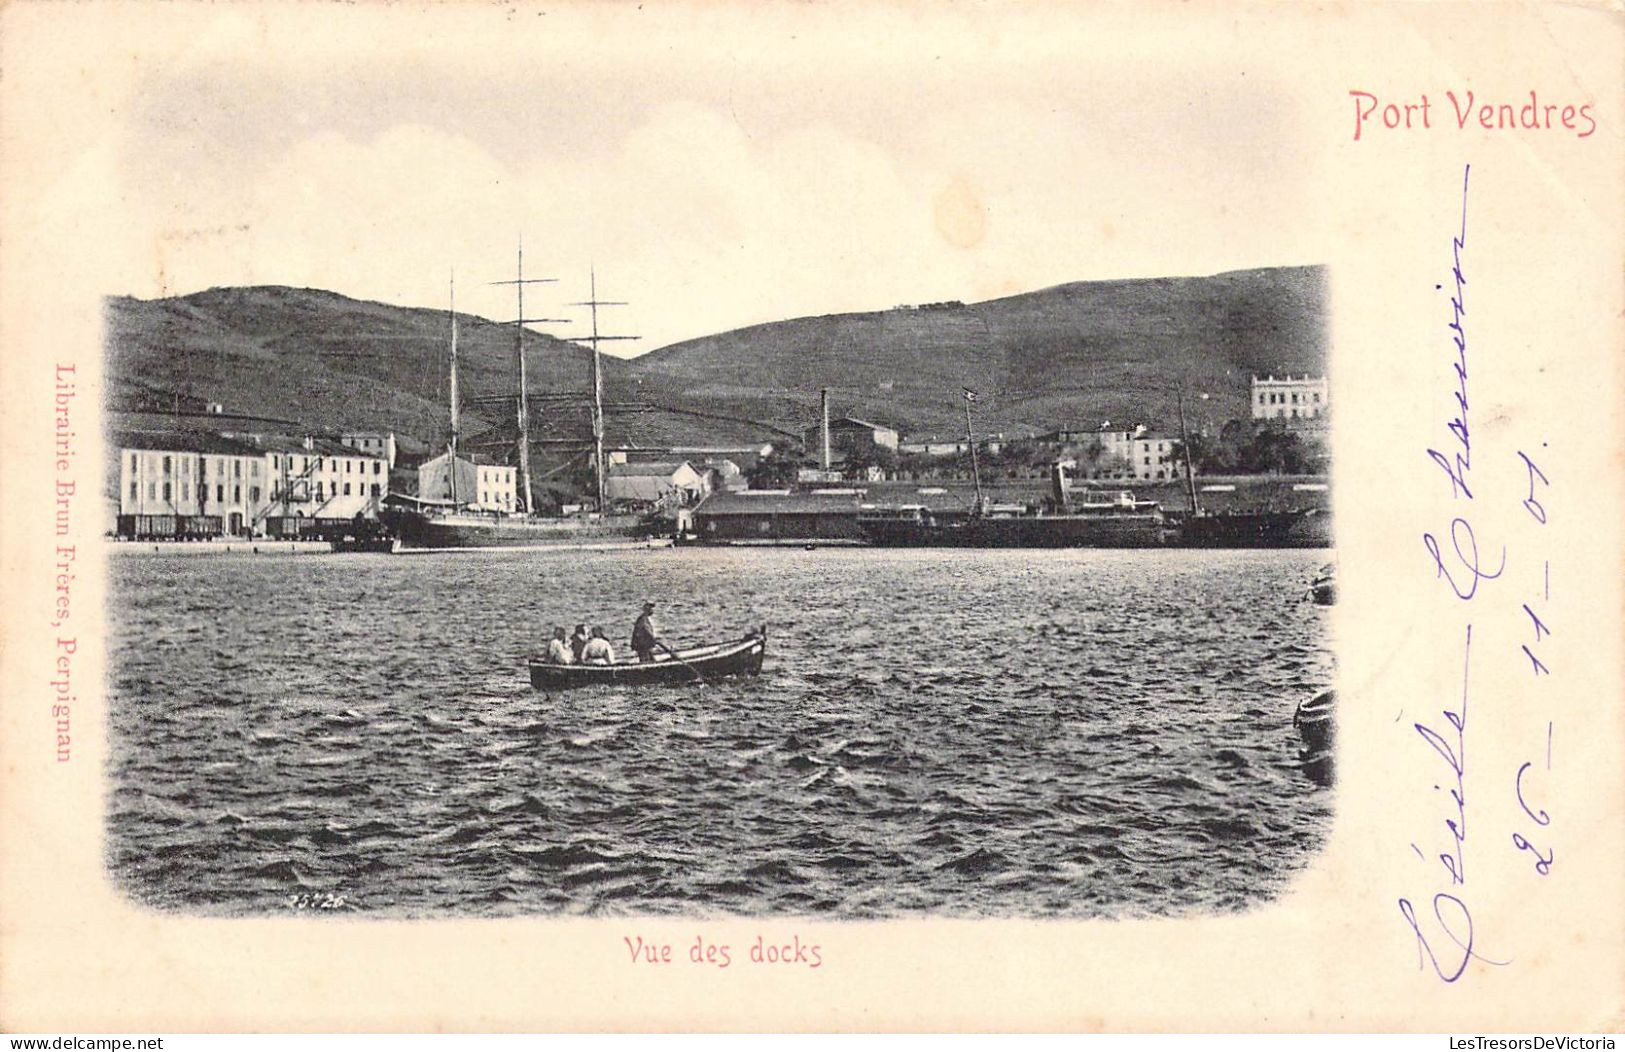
top-left (843, 442), bottom-right (898, 477)
top-left (1168, 433), bottom-right (1207, 476)
top-left (1236, 422), bottom-right (1315, 474)
top-left (1086, 453), bottom-right (1132, 480)
top-left (745, 446), bottom-right (811, 489)
top-left (1195, 418), bottom-right (1252, 473)
top-left (1296, 435), bottom-right (1330, 473)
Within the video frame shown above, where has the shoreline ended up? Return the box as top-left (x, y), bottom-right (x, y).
top-left (103, 537), bottom-right (678, 556)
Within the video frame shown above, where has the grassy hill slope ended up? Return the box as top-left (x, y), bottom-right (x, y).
top-left (626, 265), bottom-right (1328, 437)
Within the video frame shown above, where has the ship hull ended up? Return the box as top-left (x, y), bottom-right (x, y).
top-left (381, 509), bottom-right (657, 550)
top-left (859, 513), bottom-right (1165, 548)
top-left (1177, 511), bottom-right (1329, 549)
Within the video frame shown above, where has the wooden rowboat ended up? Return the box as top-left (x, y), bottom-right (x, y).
top-left (1293, 688), bottom-right (1335, 786)
top-left (528, 628), bottom-right (767, 690)
top-left (1308, 563), bottom-right (1336, 605)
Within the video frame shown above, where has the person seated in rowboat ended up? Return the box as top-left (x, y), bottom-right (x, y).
top-left (545, 626), bottom-right (574, 665)
top-left (570, 624), bottom-right (589, 663)
top-left (632, 601), bottom-right (661, 662)
top-left (582, 627), bottom-right (616, 665)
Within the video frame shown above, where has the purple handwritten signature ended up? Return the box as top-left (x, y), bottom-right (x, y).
top-left (1404, 162), bottom-right (1557, 983)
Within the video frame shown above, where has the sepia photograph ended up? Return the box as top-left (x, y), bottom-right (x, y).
top-left (97, 17), bottom-right (1335, 920)
top-left (3, 0), bottom-right (1620, 1035)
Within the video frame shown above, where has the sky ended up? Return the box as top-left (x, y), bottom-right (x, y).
top-left (103, 4), bottom-right (1325, 355)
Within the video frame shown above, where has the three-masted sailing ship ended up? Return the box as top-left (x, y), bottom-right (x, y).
top-left (381, 245), bottom-right (658, 551)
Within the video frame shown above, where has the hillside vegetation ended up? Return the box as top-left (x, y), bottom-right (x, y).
top-left (627, 265), bottom-right (1327, 437)
top-left (105, 265), bottom-right (1326, 452)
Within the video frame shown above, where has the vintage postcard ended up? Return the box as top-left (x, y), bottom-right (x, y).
top-left (1, 0), bottom-right (1620, 1033)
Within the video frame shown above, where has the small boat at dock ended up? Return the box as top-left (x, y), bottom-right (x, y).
top-left (1293, 688), bottom-right (1335, 786)
top-left (528, 629), bottom-right (767, 689)
top-left (1308, 563), bottom-right (1336, 605)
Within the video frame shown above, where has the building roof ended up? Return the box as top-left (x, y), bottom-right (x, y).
top-left (116, 426), bottom-right (391, 461)
top-left (838, 416), bottom-right (895, 432)
top-left (694, 483), bottom-right (1006, 516)
top-left (225, 433), bottom-right (388, 459)
top-left (693, 490), bottom-right (866, 516)
top-left (1040, 424), bottom-right (1143, 437)
top-left (113, 430), bottom-right (267, 457)
top-left (606, 461), bottom-right (694, 479)
top-left (807, 416), bottom-right (897, 434)
top-left (606, 475), bottom-right (676, 503)
top-left (613, 445), bottom-right (772, 457)
top-left (420, 450), bottom-right (511, 469)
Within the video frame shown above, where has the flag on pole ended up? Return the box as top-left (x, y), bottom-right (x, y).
top-left (962, 387), bottom-right (979, 404)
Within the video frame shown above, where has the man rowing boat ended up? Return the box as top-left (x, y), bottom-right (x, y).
top-left (632, 601), bottom-right (661, 662)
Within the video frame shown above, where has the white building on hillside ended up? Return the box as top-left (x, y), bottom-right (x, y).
top-left (417, 452), bottom-right (517, 513)
top-left (339, 431), bottom-right (398, 468)
top-left (1128, 433), bottom-right (1182, 481)
top-left (260, 436), bottom-right (390, 518)
top-left (1252, 375), bottom-right (1328, 421)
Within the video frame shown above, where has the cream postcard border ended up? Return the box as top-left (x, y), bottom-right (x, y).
top-left (1, 0), bottom-right (1620, 1033)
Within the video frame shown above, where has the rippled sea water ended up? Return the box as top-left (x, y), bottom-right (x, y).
top-left (107, 546), bottom-right (1334, 918)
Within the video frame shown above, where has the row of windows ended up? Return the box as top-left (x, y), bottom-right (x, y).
top-left (133, 482), bottom-right (261, 504)
top-left (130, 480), bottom-right (386, 505)
top-left (131, 452), bottom-right (383, 477)
top-left (277, 455), bottom-right (382, 475)
top-left (267, 483), bottom-right (384, 501)
top-left (1257, 391), bottom-right (1324, 405)
top-left (135, 453), bottom-right (262, 479)
top-left (281, 482), bottom-right (384, 500)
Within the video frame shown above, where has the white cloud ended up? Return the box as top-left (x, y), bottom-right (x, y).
top-left (105, 36), bottom-right (1324, 352)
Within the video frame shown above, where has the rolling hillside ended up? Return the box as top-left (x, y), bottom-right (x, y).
top-left (626, 265), bottom-right (1328, 438)
top-left (104, 264), bottom-right (1327, 460)
top-left (103, 285), bottom-right (627, 443)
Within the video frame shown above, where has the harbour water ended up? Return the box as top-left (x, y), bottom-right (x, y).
top-left (107, 547), bottom-right (1334, 918)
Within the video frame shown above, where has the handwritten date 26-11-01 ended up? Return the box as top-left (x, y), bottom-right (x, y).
top-left (1403, 163), bottom-right (1560, 985)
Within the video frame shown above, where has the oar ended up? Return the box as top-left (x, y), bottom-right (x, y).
top-left (659, 640), bottom-right (710, 686)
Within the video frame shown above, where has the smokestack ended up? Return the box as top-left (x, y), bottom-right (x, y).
top-left (820, 388), bottom-right (831, 470)
top-left (1051, 460), bottom-right (1072, 509)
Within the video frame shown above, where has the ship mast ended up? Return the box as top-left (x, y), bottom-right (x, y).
top-left (490, 239), bottom-right (566, 514)
top-left (1176, 389), bottom-right (1201, 517)
top-left (963, 387), bottom-right (984, 512)
top-left (565, 266), bottom-right (638, 513)
top-left (448, 269), bottom-right (460, 508)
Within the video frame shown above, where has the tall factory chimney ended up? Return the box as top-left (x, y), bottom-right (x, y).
top-left (1051, 459), bottom-right (1074, 509)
